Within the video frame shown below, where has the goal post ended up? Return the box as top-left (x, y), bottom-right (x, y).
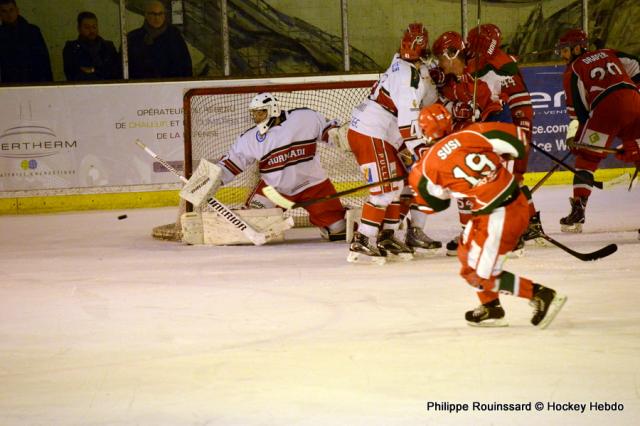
top-left (153, 75), bottom-right (378, 240)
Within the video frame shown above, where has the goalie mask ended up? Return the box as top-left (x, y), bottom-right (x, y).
top-left (249, 92), bottom-right (281, 135)
top-left (399, 23), bottom-right (429, 61)
top-left (418, 104), bottom-right (452, 144)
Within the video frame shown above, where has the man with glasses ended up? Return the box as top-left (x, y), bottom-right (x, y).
top-left (126, 0), bottom-right (192, 79)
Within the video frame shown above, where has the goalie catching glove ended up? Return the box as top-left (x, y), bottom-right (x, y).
top-left (179, 159), bottom-right (223, 207)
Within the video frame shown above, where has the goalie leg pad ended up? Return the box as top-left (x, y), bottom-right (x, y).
top-left (179, 159), bottom-right (223, 207)
top-left (180, 212), bottom-right (204, 245)
top-left (202, 208), bottom-right (293, 245)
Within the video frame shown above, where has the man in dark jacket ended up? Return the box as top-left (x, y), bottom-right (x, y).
top-left (126, 0), bottom-right (192, 79)
top-left (0, 0), bottom-right (52, 83)
top-left (63, 11), bottom-right (121, 81)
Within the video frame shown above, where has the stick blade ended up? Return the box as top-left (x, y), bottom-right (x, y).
top-left (579, 243), bottom-right (617, 261)
top-left (263, 186), bottom-right (295, 209)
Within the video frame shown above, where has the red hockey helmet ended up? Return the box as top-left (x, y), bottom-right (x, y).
top-left (432, 31), bottom-right (465, 59)
top-left (555, 28), bottom-right (589, 54)
top-left (399, 23), bottom-right (429, 61)
top-left (466, 24), bottom-right (502, 58)
top-left (418, 104), bottom-right (453, 143)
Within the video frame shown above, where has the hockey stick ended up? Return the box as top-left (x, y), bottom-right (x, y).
top-left (262, 175), bottom-right (406, 210)
top-left (531, 144), bottom-right (604, 189)
top-left (537, 233), bottom-right (617, 261)
top-left (564, 143), bottom-right (637, 190)
top-left (134, 139), bottom-right (268, 246)
top-left (530, 151), bottom-right (572, 194)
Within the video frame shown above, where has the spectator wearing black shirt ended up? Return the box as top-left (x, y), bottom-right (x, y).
top-left (63, 11), bottom-right (121, 81)
top-left (0, 0), bottom-right (52, 83)
top-left (126, 0), bottom-right (192, 79)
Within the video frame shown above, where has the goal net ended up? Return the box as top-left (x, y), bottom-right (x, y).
top-left (153, 77), bottom-right (377, 241)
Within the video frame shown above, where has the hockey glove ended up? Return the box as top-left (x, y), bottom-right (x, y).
top-left (179, 159), bottom-right (223, 207)
top-left (327, 122), bottom-right (352, 153)
top-left (428, 67), bottom-right (446, 87)
top-left (616, 141), bottom-right (640, 163)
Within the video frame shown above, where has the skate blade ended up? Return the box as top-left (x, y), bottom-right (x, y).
top-left (388, 252), bottom-right (414, 261)
top-left (446, 250), bottom-right (458, 257)
top-left (466, 318), bottom-right (509, 327)
top-left (525, 237), bottom-right (552, 247)
top-left (537, 294), bottom-right (567, 329)
top-left (412, 247), bottom-right (441, 256)
top-left (560, 223), bottom-right (583, 233)
top-left (347, 251), bottom-right (387, 265)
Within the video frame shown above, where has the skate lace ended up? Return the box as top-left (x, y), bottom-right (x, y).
top-left (529, 297), bottom-right (543, 315)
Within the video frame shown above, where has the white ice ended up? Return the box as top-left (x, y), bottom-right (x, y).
top-left (1, 184), bottom-right (639, 426)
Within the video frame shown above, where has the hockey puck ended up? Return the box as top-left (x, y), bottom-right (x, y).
top-left (118, 214), bottom-right (128, 220)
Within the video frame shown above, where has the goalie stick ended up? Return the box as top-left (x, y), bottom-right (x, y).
top-left (537, 233), bottom-right (617, 262)
top-left (531, 144), bottom-right (604, 189)
top-left (134, 139), bottom-right (268, 246)
top-left (262, 176), bottom-right (405, 210)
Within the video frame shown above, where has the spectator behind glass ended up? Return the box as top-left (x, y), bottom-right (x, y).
top-left (126, 0), bottom-right (192, 79)
top-left (0, 0), bottom-right (52, 83)
top-left (63, 11), bottom-right (121, 81)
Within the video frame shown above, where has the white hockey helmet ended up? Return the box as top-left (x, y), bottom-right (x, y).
top-left (249, 92), bottom-right (281, 135)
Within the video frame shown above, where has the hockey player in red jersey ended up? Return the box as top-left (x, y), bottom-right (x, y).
top-left (346, 23), bottom-right (440, 264)
top-left (465, 24), bottom-right (545, 244)
top-left (408, 104), bottom-right (567, 328)
top-left (556, 28), bottom-right (640, 233)
top-left (432, 30), bottom-right (505, 255)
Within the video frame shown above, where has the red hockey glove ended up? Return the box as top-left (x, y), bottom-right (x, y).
top-left (514, 117), bottom-right (532, 142)
top-left (616, 142), bottom-right (640, 163)
top-left (428, 67), bottom-right (446, 87)
top-left (451, 101), bottom-right (474, 120)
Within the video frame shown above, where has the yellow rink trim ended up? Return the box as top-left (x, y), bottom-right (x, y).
top-left (0, 167), bottom-right (634, 215)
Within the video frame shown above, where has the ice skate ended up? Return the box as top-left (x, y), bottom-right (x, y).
top-left (347, 231), bottom-right (387, 265)
top-left (560, 197), bottom-right (587, 233)
top-left (377, 229), bottom-right (414, 261)
top-left (522, 211), bottom-right (549, 246)
top-left (405, 226), bottom-right (442, 253)
top-left (530, 284), bottom-right (567, 329)
top-left (445, 236), bottom-right (459, 256)
top-left (465, 299), bottom-right (508, 327)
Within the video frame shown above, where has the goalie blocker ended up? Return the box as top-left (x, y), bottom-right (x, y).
top-left (179, 159), bottom-right (223, 207)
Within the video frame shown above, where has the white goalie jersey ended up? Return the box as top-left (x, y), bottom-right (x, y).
top-left (349, 53), bottom-right (438, 149)
top-left (217, 108), bottom-right (333, 196)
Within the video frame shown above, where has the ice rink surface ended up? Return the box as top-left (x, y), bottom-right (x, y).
top-left (1, 184), bottom-right (639, 426)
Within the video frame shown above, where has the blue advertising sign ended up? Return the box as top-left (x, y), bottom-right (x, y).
top-left (521, 65), bottom-right (624, 171)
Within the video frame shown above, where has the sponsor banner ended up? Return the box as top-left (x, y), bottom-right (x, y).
top-left (0, 82), bottom-right (195, 191)
top-left (522, 65), bottom-right (624, 171)
top-left (0, 75), bottom-right (378, 191)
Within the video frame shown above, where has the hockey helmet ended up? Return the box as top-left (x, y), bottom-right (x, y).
top-left (399, 23), bottom-right (429, 61)
top-left (418, 104), bottom-right (453, 143)
top-left (555, 28), bottom-right (589, 55)
top-left (433, 31), bottom-right (465, 59)
top-left (466, 24), bottom-right (502, 58)
top-left (249, 92), bottom-right (281, 135)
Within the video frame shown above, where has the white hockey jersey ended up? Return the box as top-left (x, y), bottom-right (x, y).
top-left (349, 53), bottom-right (438, 149)
top-left (217, 108), bottom-right (333, 196)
